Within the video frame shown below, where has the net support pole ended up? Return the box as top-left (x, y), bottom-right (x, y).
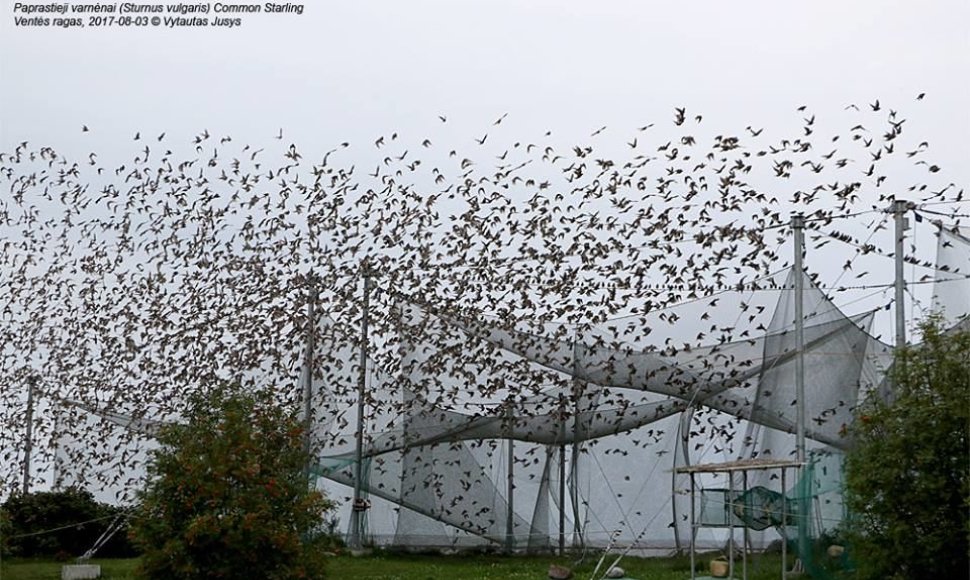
top-left (781, 466), bottom-right (788, 580)
top-left (689, 472), bottom-right (696, 580)
top-left (558, 395), bottom-right (566, 556)
top-left (792, 214), bottom-right (810, 568)
top-left (349, 265), bottom-right (371, 551)
top-left (21, 374), bottom-right (37, 496)
top-left (570, 429), bottom-right (581, 547)
top-left (793, 214), bottom-right (806, 464)
top-left (728, 473), bottom-right (735, 580)
top-left (570, 335), bottom-right (583, 548)
top-left (742, 471), bottom-right (749, 580)
top-left (505, 401), bottom-right (515, 554)
top-left (302, 273), bottom-right (318, 487)
top-left (893, 199), bottom-right (909, 348)
top-left (51, 407), bottom-right (62, 491)
top-left (672, 406), bottom-right (693, 553)
top-left (558, 444), bottom-right (566, 555)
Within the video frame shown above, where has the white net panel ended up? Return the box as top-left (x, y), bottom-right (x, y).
top-left (932, 226), bottom-right (970, 327)
top-left (63, 265), bottom-right (912, 552)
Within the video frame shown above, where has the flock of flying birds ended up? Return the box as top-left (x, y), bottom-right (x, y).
top-left (0, 95), bottom-right (964, 503)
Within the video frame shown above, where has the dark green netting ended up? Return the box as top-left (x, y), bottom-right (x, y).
top-left (690, 451), bottom-right (852, 579)
top-left (699, 485), bottom-right (797, 531)
top-left (792, 452), bottom-right (854, 580)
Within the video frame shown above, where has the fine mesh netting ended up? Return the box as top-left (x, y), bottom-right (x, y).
top-left (298, 267), bottom-right (892, 552)
top-left (61, 250), bottom-right (967, 559)
top-left (932, 226), bottom-right (970, 327)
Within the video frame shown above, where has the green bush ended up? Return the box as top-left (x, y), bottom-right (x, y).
top-left (128, 384), bottom-right (333, 579)
top-left (845, 317), bottom-right (970, 579)
top-left (0, 504), bottom-right (11, 558)
top-left (1, 489), bottom-right (136, 559)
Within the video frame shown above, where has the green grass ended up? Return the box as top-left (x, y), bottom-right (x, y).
top-left (0, 558), bottom-right (139, 580)
top-left (0, 552), bottom-right (791, 579)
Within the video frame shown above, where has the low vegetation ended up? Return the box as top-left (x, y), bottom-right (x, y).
top-left (1, 489), bottom-right (136, 560)
top-left (845, 318), bottom-right (970, 579)
top-left (1, 551), bottom-right (788, 580)
top-left (128, 384), bottom-right (334, 579)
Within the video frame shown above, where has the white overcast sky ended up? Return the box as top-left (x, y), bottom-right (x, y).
top-left (1, 0), bottom-right (968, 336)
top-left (2, 1), bottom-right (968, 154)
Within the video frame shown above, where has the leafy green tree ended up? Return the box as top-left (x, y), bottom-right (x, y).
top-left (845, 317), bottom-right (970, 579)
top-left (129, 385), bottom-right (333, 579)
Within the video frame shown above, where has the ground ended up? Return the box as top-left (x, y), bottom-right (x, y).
top-left (0, 552), bottom-right (790, 579)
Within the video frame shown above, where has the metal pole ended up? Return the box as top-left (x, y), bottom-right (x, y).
top-left (558, 395), bottom-right (566, 556)
top-left (893, 199), bottom-right (909, 348)
top-left (349, 266), bottom-right (371, 551)
top-left (781, 467), bottom-right (788, 580)
top-left (690, 472), bottom-right (696, 580)
top-left (570, 336), bottom-right (583, 548)
top-left (506, 401), bottom-right (515, 554)
top-left (792, 214), bottom-right (809, 573)
top-left (742, 471), bottom-right (749, 580)
top-left (792, 214), bottom-right (806, 464)
top-left (673, 407), bottom-right (693, 553)
top-left (21, 375), bottom-right (36, 495)
top-left (302, 274), bottom-right (318, 486)
top-left (570, 421), bottom-right (581, 547)
top-left (728, 473), bottom-right (735, 580)
top-left (51, 406), bottom-right (62, 492)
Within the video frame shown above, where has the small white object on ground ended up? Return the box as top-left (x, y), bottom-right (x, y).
top-left (61, 564), bottom-right (101, 580)
top-left (606, 566), bottom-right (625, 578)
